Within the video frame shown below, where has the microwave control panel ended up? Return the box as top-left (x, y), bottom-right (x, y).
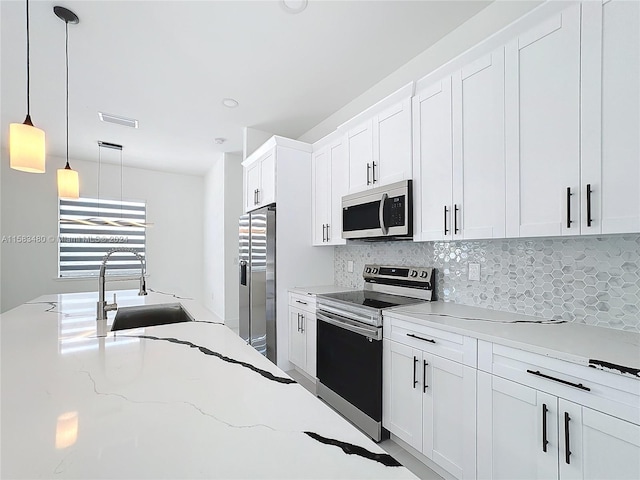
top-left (386, 195), bottom-right (405, 226)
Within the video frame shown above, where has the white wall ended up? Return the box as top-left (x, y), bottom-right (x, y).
top-left (298, 0), bottom-right (543, 143)
top-left (202, 152), bottom-right (243, 325)
top-left (0, 153), bottom-right (204, 312)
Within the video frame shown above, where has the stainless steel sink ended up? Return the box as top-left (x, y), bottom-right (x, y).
top-left (111, 303), bottom-right (194, 331)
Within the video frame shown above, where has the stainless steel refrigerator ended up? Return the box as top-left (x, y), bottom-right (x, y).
top-left (239, 205), bottom-right (276, 363)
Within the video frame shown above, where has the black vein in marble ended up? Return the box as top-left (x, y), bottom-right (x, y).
top-left (25, 301), bottom-right (66, 315)
top-left (147, 288), bottom-right (193, 300)
top-left (304, 432), bottom-right (401, 467)
top-left (588, 359), bottom-right (640, 378)
top-left (122, 334), bottom-right (296, 384)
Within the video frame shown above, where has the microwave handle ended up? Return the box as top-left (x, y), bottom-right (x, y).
top-left (379, 193), bottom-right (389, 235)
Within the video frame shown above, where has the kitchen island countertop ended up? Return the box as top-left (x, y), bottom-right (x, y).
top-left (0, 289), bottom-right (414, 479)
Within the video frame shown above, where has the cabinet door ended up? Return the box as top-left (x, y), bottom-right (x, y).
top-left (477, 373), bottom-right (558, 480)
top-left (259, 150), bottom-right (276, 206)
top-left (245, 162), bottom-right (261, 212)
top-left (559, 399), bottom-right (640, 480)
top-left (374, 99), bottom-right (412, 187)
top-left (453, 49), bottom-right (506, 240)
top-left (327, 141), bottom-right (347, 245)
top-left (505, 4), bottom-right (581, 237)
top-left (422, 354), bottom-right (477, 479)
top-left (382, 339), bottom-right (423, 450)
top-left (303, 313), bottom-right (317, 378)
top-left (288, 307), bottom-right (306, 369)
top-left (412, 76), bottom-right (453, 242)
top-left (312, 148), bottom-right (331, 246)
top-left (581, 0), bottom-right (640, 234)
top-left (346, 120), bottom-right (374, 193)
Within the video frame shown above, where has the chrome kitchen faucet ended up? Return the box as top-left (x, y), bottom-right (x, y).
top-left (97, 248), bottom-right (147, 320)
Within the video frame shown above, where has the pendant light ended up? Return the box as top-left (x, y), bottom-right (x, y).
top-left (55, 6), bottom-right (80, 199)
top-left (9, 0), bottom-right (46, 173)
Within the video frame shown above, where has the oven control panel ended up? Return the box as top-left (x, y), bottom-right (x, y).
top-left (363, 264), bottom-right (434, 288)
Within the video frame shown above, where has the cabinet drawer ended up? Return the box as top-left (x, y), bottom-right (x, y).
top-left (383, 316), bottom-right (477, 367)
top-left (483, 342), bottom-right (640, 425)
top-left (288, 292), bottom-right (316, 314)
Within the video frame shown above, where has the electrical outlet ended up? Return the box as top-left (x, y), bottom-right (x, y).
top-left (347, 260), bottom-right (354, 273)
top-left (468, 263), bottom-right (480, 281)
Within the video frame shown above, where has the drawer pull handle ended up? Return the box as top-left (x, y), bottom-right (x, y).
top-left (542, 403), bottom-right (549, 453)
top-left (407, 333), bottom-right (436, 344)
top-left (295, 300), bottom-right (308, 305)
top-left (526, 369), bottom-right (590, 392)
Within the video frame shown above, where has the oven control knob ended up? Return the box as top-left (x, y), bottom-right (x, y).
top-left (410, 270), bottom-right (418, 277)
top-left (420, 271), bottom-right (429, 278)
top-left (366, 267), bottom-right (372, 274)
top-left (372, 268), bottom-right (378, 274)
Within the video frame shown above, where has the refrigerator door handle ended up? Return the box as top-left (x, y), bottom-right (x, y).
top-left (240, 260), bottom-right (247, 286)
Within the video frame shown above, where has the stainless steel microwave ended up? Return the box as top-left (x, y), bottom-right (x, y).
top-left (342, 180), bottom-right (412, 240)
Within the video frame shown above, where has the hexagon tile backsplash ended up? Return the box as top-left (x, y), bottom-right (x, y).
top-left (334, 235), bottom-right (640, 332)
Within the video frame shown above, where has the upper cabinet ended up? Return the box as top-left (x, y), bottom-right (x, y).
top-left (581, 0), bottom-right (640, 235)
top-left (413, 49), bottom-right (506, 242)
top-left (341, 83), bottom-right (414, 195)
top-left (242, 136), bottom-right (312, 214)
top-left (311, 132), bottom-right (347, 246)
top-left (505, 4), bottom-right (582, 238)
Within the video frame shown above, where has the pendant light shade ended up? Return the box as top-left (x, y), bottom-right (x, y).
top-left (57, 166), bottom-right (79, 199)
top-left (55, 5), bottom-right (80, 199)
top-left (10, 0), bottom-right (46, 173)
top-left (9, 118), bottom-right (46, 172)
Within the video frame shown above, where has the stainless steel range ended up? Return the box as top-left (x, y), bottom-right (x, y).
top-left (316, 265), bottom-right (435, 442)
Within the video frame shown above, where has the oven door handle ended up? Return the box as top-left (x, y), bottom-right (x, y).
top-left (317, 311), bottom-right (381, 340)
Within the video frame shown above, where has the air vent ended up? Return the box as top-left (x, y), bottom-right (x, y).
top-left (98, 112), bottom-right (139, 128)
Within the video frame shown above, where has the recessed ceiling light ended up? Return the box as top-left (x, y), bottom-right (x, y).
top-left (280, 0), bottom-right (308, 14)
top-left (214, 138), bottom-right (226, 145)
top-left (98, 112), bottom-right (139, 129)
top-left (222, 98), bottom-right (239, 108)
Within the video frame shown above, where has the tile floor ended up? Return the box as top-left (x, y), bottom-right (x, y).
top-left (286, 369), bottom-right (443, 480)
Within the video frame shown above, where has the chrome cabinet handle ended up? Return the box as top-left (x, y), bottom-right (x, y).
top-left (542, 403), bottom-right (549, 453)
top-left (297, 313), bottom-right (301, 332)
top-left (300, 314), bottom-right (304, 333)
top-left (256, 189), bottom-right (260, 204)
top-left (326, 224), bottom-right (330, 241)
top-left (322, 224), bottom-right (326, 242)
top-left (366, 163), bottom-right (371, 185)
top-left (586, 184), bottom-right (592, 227)
top-left (413, 356), bottom-right (418, 389)
top-left (566, 187), bottom-right (573, 228)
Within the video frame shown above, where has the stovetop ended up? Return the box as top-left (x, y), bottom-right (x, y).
top-left (318, 290), bottom-right (427, 310)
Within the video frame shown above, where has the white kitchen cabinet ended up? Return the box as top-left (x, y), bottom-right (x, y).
top-left (505, 4), bottom-right (582, 237)
top-left (342, 83), bottom-right (413, 194)
top-left (580, 0), bottom-right (640, 235)
top-left (412, 76), bottom-right (454, 242)
top-left (311, 133), bottom-right (346, 246)
top-left (413, 49), bottom-right (505, 242)
top-left (287, 292), bottom-right (317, 378)
top-left (383, 320), bottom-right (477, 479)
top-left (243, 147), bottom-right (275, 212)
top-left (477, 372), bottom-right (640, 480)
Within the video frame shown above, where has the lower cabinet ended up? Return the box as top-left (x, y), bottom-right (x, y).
top-left (287, 305), bottom-right (317, 378)
top-left (383, 338), bottom-right (477, 479)
top-left (477, 371), bottom-right (640, 480)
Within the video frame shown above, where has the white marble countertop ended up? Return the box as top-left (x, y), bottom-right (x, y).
top-left (288, 284), bottom-right (357, 296)
top-left (0, 290), bottom-right (415, 479)
top-left (384, 302), bottom-right (640, 379)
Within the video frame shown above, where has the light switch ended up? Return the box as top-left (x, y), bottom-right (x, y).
top-left (468, 263), bottom-right (480, 281)
top-left (347, 260), bottom-right (354, 273)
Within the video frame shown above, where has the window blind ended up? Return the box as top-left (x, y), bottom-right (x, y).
top-left (59, 197), bottom-right (146, 278)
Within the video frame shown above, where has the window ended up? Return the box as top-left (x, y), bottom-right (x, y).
top-left (58, 197), bottom-right (146, 278)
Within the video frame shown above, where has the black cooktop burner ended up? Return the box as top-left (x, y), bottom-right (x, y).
top-left (319, 290), bottom-right (425, 311)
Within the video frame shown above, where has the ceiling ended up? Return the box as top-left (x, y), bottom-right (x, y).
top-left (1, 0), bottom-right (492, 175)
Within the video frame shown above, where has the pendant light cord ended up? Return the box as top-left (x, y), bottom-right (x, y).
top-left (65, 19), bottom-right (70, 169)
top-left (25, 0), bottom-right (31, 117)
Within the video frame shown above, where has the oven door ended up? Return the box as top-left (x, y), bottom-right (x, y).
top-left (316, 310), bottom-right (383, 424)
